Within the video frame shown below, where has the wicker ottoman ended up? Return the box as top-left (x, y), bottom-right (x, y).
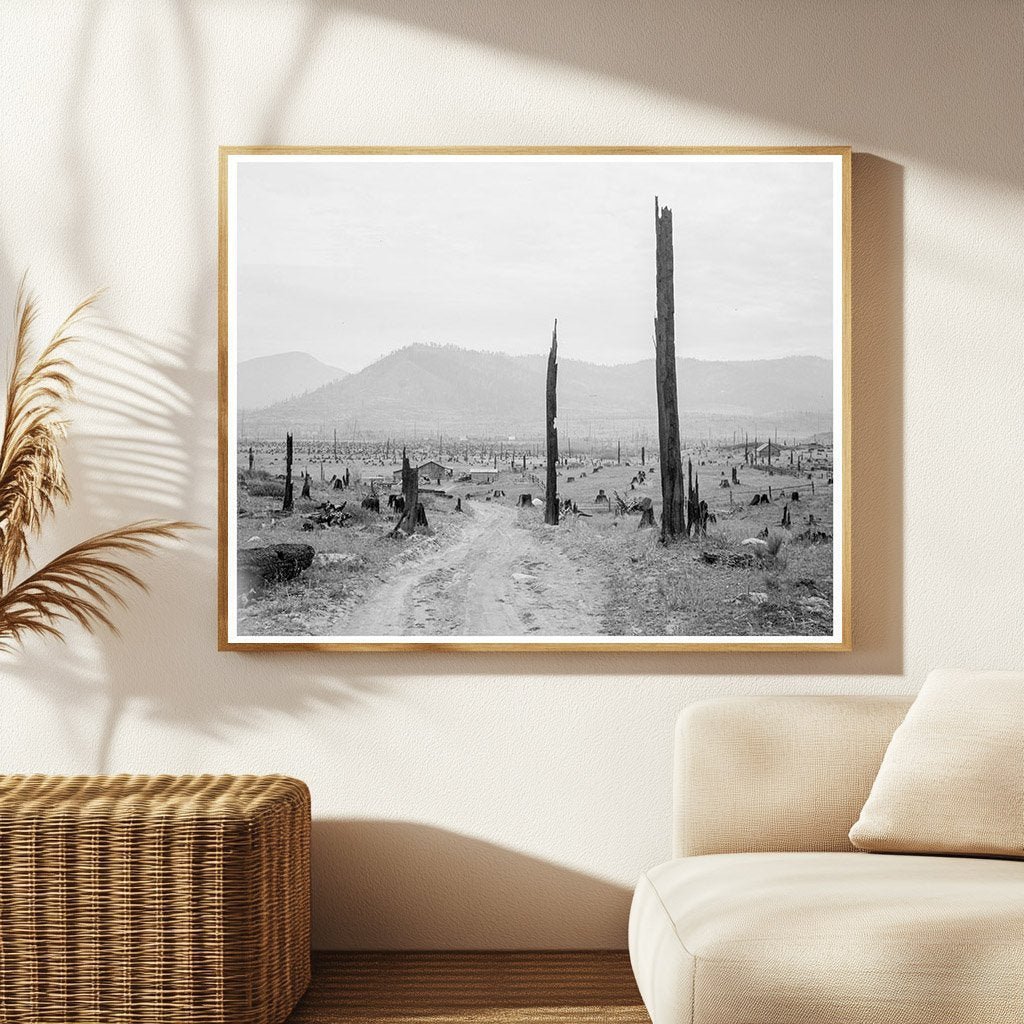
top-left (0, 774), bottom-right (310, 1024)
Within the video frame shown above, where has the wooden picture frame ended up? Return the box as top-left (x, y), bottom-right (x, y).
top-left (219, 146), bottom-right (851, 652)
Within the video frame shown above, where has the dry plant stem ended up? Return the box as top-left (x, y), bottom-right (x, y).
top-left (0, 281), bottom-right (197, 649)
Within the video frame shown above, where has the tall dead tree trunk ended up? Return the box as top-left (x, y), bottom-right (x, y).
top-left (401, 448), bottom-right (419, 535)
top-left (545, 318), bottom-right (559, 526)
top-left (282, 432), bottom-right (294, 511)
top-left (686, 457), bottom-right (694, 536)
top-left (654, 197), bottom-right (686, 541)
top-left (544, 317), bottom-right (561, 528)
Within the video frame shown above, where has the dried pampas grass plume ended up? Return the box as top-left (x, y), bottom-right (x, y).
top-left (0, 278), bottom-right (197, 649)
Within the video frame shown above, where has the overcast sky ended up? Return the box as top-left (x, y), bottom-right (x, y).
top-left (235, 155), bottom-right (837, 372)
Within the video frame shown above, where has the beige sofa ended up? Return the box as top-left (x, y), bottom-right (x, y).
top-left (628, 695), bottom-right (1024, 1023)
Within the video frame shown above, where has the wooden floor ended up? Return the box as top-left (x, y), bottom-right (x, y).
top-left (286, 952), bottom-right (649, 1023)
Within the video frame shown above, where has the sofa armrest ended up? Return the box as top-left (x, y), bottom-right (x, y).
top-left (674, 695), bottom-right (912, 857)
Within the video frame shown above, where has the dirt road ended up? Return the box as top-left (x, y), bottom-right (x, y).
top-left (336, 503), bottom-right (606, 637)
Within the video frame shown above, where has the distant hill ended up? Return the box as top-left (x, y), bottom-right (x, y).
top-left (238, 351), bottom-right (348, 409)
top-left (246, 344), bottom-right (832, 439)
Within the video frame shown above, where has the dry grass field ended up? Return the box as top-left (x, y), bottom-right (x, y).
top-left (235, 442), bottom-right (834, 639)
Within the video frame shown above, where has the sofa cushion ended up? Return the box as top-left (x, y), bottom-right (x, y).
top-left (849, 669), bottom-right (1024, 857)
top-left (675, 696), bottom-right (912, 857)
top-left (629, 852), bottom-right (1024, 1024)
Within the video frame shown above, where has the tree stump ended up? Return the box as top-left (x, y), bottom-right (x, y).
top-left (638, 498), bottom-right (655, 529)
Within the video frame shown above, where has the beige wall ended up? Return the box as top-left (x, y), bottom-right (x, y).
top-left (1, 1), bottom-right (1021, 948)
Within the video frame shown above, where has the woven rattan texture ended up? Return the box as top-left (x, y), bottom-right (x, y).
top-left (0, 774), bottom-right (310, 1024)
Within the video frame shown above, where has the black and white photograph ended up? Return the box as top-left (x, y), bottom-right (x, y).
top-left (220, 148), bottom-right (849, 650)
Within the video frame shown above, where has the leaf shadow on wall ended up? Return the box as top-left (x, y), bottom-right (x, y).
top-left (0, 0), bottom-right (381, 772)
top-left (0, 318), bottom-right (382, 773)
top-left (0, 5), bottom-right (906, 779)
top-left (335, 0), bottom-right (1020, 187)
top-left (310, 819), bottom-right (633, 950)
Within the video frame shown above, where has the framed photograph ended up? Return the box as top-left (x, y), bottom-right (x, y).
top-left (219, 147), bottom-right (850, 652)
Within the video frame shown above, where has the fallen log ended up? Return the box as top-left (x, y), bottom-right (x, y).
top-left (238, 543), bottom-right (314, 591)
top-left (303, 501), bottom-right (349, 529)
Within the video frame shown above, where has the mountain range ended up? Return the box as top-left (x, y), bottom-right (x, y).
top-left (241, 344), bottom-right (832, 439)
top-left (238, 351), bottom-right (349, 409)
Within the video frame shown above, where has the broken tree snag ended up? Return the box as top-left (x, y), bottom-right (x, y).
top-left (684, 459), bottom-right (706, 538)
top-left (654, 197), bottom-right (686, 541)
top-left (283, 432), bottom-right (294, 512)
top-left (545, 318), bottom-right (559, 526)
top-left (401, 448), bottom-right (419, 535)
